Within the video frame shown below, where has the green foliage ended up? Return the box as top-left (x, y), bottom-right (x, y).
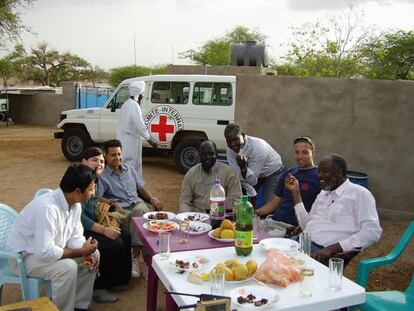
top-left (23, 42), bottom-right (90, 86)
top-left (0, 0), bottom-right (34, 44)
top-left (274, 7), bottom-right (370, 78)
top-left (0, 44), bottom-right (26, 86)
top-left (82, 65), bottom-right (108, 87)
top-left (361, 30), bottom-right (414, 80)
top-left (108, 65), bottom-right (168, 87)
top-left (180, 25), bottom-right (267, 65)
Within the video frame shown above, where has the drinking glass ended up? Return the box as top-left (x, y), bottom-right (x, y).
top-left (299, 231), bottom-right (312, 256)
top-left (179, 221), bottom-right (190, 244)
top-left (210, 268), bottom-right (225, 296)
top-left (158, 231), bottom-right (171, 259)
top-left (300, 266), bottom-right (314, 297)
top-left (329, 258), bottom-right (344, 291)
top-left (253, 213), bottom-right (261, 237)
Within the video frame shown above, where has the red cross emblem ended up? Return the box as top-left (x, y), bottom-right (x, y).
top-left (151, 115), bottom-right (175, 142)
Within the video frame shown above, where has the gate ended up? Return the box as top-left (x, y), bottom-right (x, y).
top-left (76, 85), bottom-right (112, 109)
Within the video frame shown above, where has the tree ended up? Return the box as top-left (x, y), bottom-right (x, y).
top-left (361, 30), bottom-right (414, 80)
top-left (0, 0), bottom-right (35, 44)
top-left (24, 42), bottom-right (90, 86)
top-left (82, 65), bottom-right (107, 87)
top-left (179, 25), bottom-right (267, 65)
top-left (275, 6), bottom-right (371, 78)
top-left (108, 65), bottom-right (167, 87)
top-left (0, 43), bottom-right (25, 86)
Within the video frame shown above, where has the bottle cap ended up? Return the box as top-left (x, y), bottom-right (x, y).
top-left (242, 195), bottom-right (248, 203)
top-left (215, 179), bottom-right (221, 184)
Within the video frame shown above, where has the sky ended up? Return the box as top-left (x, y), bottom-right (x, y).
top-left (7, 0), bottom-right (414, 69)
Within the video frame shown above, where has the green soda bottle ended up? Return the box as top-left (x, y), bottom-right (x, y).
top-left (235, 195), bottom-right (253, 256)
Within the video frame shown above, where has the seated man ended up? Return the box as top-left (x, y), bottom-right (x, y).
top-left (224, 123), bottom-right (284, 206)
top-left (99, 139), bottom-right (163, 277)
top-left (285, 153), bottom-right (382, 265)
top-left (256, 136), bottom-right (320, 228)
top-left (7, 164), bottom-right (99, 311)
top-left (179, 140), bottom-right (242, 213)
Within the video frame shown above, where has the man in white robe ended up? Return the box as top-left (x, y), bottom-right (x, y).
top-left (117, 81), bottom-right (156, 177)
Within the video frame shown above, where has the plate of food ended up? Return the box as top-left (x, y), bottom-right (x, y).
top-left (176, 212), bottom-right (209, 222)
top-left (143, 220), bottom-right (178, 233)
top-left (187, 221), bottom-right (212, 235)
top-left (259, 238), bottom-right (299, 255)
top-left (229, 285), bottom-right (280, 309)
top-left (143, 211), bottom-right (176, 221)
top-left (208, 229), bottom-right (234, 243)
top-left (168, 255), bottom-right (209, 272)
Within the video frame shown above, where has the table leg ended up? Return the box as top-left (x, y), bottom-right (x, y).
top-left (147, 261), bottom-right (159, 311)
top-left (165, 293), bottom-right (178, 311)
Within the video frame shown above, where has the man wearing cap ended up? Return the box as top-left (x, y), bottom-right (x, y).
top-left (117, 80), bottom-right (156, 178)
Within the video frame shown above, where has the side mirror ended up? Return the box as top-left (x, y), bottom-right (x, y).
top-left (110, 104), bottom-right (117, 112)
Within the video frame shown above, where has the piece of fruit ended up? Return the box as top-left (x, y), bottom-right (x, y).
top-left (223, 266), bottom-right (234, 281)
top-left (246, 259), bottom-right (258, 276)
top-left (220, 219), bottom-right (234, 230)
top-left (212, 227), bottom-right (222, 238)
top-left (233, 263), bottom-right (249, 281)
top-left (220, 229), bottom-right (235, 239)
top-left (215, 263), bottom-right (226, 271)
top-left (224, 259), bottom-right (239, 269)
top-left (199, 273), bottom-right (210, 281)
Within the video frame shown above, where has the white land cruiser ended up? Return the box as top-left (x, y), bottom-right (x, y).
top-left (55, 74), bottom-right (236, 173)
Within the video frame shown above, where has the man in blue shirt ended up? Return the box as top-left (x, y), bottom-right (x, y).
top-left (99, 139), bottom-right (163, 279)
top-left (256, 136), bottom-right (320, 226)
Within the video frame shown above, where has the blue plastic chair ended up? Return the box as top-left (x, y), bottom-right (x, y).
top-left (0, 203), bottom-right (52, 304)
top-left (354, 221), bottom-right (414, 311)
top-left (33, 188), bottom-right (53, 198)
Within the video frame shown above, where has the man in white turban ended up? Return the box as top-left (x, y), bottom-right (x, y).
top-left (117, 81), bottom-right (156, 177)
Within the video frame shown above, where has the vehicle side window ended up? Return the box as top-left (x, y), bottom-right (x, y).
top-left (151, 82), bottom-right (189, 104)
top-left (108, 86), bottom-right (129, 109)
top-left (193, 82), bottom-right (232, 106)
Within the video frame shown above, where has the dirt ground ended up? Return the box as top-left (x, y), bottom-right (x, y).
top-left (0, 124), bottom-right (413, 309)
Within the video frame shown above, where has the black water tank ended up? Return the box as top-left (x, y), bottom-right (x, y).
top-left (231, 41), bottom-right (271, 67)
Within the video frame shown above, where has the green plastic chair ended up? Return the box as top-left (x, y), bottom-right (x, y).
top-left (355, 221), bottom-right (414, 311)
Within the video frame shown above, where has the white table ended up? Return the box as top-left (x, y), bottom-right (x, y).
top-left (152, 244), bottom-right (365, 310)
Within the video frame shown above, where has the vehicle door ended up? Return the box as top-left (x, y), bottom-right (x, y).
top-left (142, 81), bottom-right (190, 148)
top-left (98, 85), bottom-right (130, 140)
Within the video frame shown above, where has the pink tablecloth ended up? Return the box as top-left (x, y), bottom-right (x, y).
top-left (132, 217), bottom-right (270, 311)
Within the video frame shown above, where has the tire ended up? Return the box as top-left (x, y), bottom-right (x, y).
top-left (174, 139), bottom-right (201, 174)
top-left (61, 128), bottom-right (92, 161)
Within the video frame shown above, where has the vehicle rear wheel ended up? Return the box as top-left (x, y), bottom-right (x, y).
top-left (174, 139), bottom-right (202, 174)
top-left (61, 128), bottom-right (92, 161)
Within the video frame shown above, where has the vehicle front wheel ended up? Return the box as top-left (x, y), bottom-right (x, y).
top-left (174, 139), bottom-right (202, 174)
top-left (61, 128), bottom-right (92, 161)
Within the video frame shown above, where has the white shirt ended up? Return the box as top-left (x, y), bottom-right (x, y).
top-left (7, 188), bottom-right (86, 262)
top-left (117, 98), bottom-right (150, 141)
top-left (294, 179), bottom-right (382, 252)
top-left (226, 135), bottom-right (283, 187)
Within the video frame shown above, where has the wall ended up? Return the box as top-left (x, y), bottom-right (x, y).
top-left (235, 75), bottom-right (414, 219)
top-left (8, 82), bottom-right (76, 125)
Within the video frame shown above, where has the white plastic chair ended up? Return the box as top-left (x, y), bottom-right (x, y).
top-left (34, 188), bottom-right (53, 198)
top-left (0, 203), bottom-right (52, 304)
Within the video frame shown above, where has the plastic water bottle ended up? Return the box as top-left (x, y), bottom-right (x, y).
top-left (210, 179), bottom-right (225, 229)
top-left (235, 195), bottom-right (253, 256)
